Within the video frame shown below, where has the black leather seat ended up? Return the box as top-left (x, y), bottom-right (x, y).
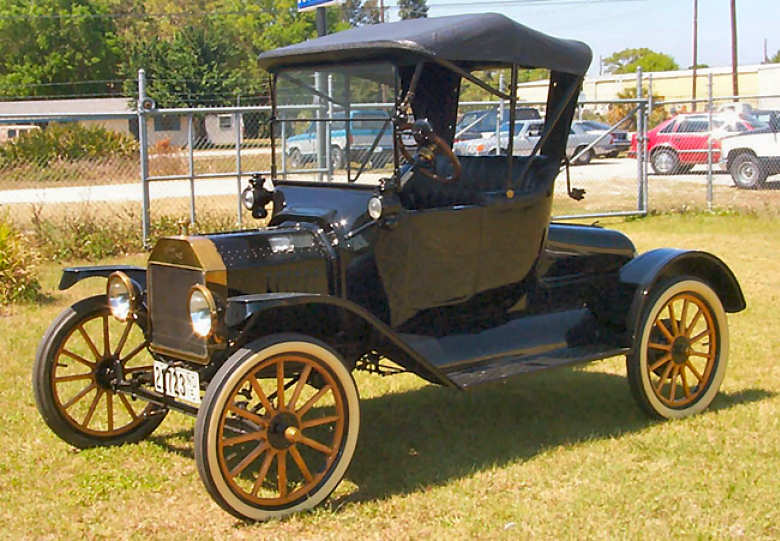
top-left (400, 154), bottom-right (553, 210)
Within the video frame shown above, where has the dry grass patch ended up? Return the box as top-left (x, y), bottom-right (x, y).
top-left (0, 214), bottom-right (777, 539)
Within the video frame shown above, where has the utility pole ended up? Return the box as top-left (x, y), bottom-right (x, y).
top-left (380, 0), bottom-right (385, 23)
top-left (691, 0), bottom-right (698, 111)
top-left (730, 0), bottom-right (739, 100)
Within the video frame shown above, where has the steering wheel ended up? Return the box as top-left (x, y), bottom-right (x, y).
top-left (397, 118), bottom-right (462, 184)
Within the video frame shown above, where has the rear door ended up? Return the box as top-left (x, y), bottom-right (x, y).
top-left (671, 118), bottom-right (710, 163)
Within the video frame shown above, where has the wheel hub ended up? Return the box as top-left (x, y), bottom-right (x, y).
top-left (267, 411), bottom-right (299, 450)
top-left (94, 356), bottom-right (119, 389)
top-left (671, 336), bottom-right (691, 365)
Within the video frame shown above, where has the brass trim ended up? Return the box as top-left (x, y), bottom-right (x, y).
top-left (106, 271), bottom-right (138, 322)
top-left (188, 237), bottom-right (227, 287)
top-left (149, 343), bottom-right (209, 364)
top-left (146, 260), bottom-right (203, 272)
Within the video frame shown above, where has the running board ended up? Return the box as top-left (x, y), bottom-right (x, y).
top-left (446, 344), bottom-right (630, 389)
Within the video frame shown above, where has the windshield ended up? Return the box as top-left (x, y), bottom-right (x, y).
top-left (274, 63), bottom-right (396, 184)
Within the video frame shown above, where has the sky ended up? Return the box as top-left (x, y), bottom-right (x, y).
top-left (384, 0), bottom-right (778, 75)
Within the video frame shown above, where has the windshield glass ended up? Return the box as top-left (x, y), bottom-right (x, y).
top-left (274, 63), bottom-right (396, 184)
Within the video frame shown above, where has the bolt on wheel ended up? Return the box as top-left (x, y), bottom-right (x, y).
top-left (627, 278), bottom-right (729, 419)
top-left (195, 335), bottom-right (359, 521)
top-left (33, 295), bottom-right (167, 448)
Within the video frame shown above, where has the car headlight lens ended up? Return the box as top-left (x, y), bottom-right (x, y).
top-left (241, 185), bottom-right (255, 211)
top-left (367, 197), bottom-right (382, 220)
top-left (188, 285), bottom-right (217, 338)
top-left (107, 272), bottom-right (136, 321)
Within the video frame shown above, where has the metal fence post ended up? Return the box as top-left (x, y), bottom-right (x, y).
top-left (138, 69), bottom-right (151, 248)
top-left (235, 111), bottom-right (243, 225)
top-left (635, 68), bottom-right (645, 212)
top-left (707, 72), bottom-right (714, 211)
top-left (281, 115), bottom-right (288, 180)
top-left (187, 114), bottom-right (196, 225)
top-left (644, 73), bottom-right (652, 213)
top-left (327, 74), bottom-right (334, 181)
top-left (496, 72), bottom-right (505, 156)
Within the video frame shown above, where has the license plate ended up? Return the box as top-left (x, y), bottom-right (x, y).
top-left (153, 361), bottom-right (201, 404)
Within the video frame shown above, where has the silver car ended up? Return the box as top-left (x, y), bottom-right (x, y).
top-left (453, 119), bottom-right (598, 164)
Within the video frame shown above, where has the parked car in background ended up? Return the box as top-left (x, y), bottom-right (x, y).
top-left (630, 113), bottom-right (765, 175)
top-left (749, 109), bottom-right (780, 126)
top-left (574, 120), bottom-right (630, 157)
top-left (455, 107), bottom-right (541, 142)
top-left (285, 109), bottom-right (392, 170)
top-left (720, 122), bottom-right (780, 188)
top-left (454, 119), bottom-right (599, 164)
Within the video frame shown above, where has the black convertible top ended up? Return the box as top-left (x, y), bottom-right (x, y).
top-left (258, 13), bottom-right (592, 75)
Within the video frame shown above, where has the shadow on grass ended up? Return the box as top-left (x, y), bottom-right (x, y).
top-left (146, 367), bottom-right (773, 511)
top-left (334, 369), bottom-right (773, 507)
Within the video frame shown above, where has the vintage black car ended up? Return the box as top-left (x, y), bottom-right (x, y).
top-left (33, 14), bottom-right (745, 521)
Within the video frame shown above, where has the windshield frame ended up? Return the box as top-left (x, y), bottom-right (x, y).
top-left (270, 62), bottom-right (399, 184)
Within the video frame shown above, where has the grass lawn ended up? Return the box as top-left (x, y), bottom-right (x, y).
top-left (0, 213), bottom-right (778, 539)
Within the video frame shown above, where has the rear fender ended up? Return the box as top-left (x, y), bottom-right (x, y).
top-left (58, 265), bottom-right (147, 292)
top-left (226, 292), bottom-right (455, 387)
top-left (620, 248), bottom-right (746, 347)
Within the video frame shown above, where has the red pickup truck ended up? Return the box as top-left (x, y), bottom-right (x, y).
top-left (630, 113), bottom-right (763, 174)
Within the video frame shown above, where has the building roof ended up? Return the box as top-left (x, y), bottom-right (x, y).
top-left (0, 97), bottom-right (132, 116)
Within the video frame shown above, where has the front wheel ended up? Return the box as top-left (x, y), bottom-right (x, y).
top-left (33, 295), bottom-right (167, 448)
top-left (730, 153), bottom-right (767, 189)
top-left (651, 148), bottom-right (680, 175)
top-left (195, 334), bottom-right (360, 521)
top-left (627, 277), bottom-right (729, 419)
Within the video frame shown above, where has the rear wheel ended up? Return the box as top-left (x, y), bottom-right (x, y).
top-left (627, 277), bottom-right (728, 419)
top-left (195, 334), bottom-right (360, 521)
top-left (287, 149), bottom-right (303, 169)
top-left (651, 148), bottom-right (681, 175)
top-left (330, 146), bottom-right (344, 170)
top-left (33, 295), bottom-right (166, 448)
top-left (730, 153), bottom-right (767, 189)
top-left (573, 147), bottom-right (593, 165)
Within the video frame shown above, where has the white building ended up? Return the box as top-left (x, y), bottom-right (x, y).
top-left (0, 97), bottom-right (242, 147)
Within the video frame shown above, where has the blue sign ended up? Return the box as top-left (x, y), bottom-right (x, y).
top-left (298, 0), bottom-right (342, 12)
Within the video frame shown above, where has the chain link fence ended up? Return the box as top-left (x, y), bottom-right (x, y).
top-left (2, 68), bottom-right (778, 246)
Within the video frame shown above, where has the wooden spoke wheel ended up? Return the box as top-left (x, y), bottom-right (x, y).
top-left (627, 277), bottom-right (729, 419)
top-left (195, 334), bottom-right (359, 521)
top-left (33, 295), bottom-right (167, 448)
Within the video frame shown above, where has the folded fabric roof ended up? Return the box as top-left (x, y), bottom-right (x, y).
top-left (258, 13), bottom-right (592, 75)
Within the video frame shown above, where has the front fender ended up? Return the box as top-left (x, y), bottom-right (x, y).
top-left (58, 265), bottom-right (147, 291)
top-left (619, 248), bottom-right (746, 346)
top-left (225, 292), bottom-right (456, 387)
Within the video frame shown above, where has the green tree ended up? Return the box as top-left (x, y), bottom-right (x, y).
top-left (606, 86), bottom-right (667, 131)
top-left (0, 0), bottom-right (122, 98)
top-left (342, 0), bottom-right (380, 26)
top-left (398, 0), bottom-right (427, 19)
top-left (771, 49), bottom-right (780, 63)
top-left (121, 21), bottom-right (259, 108)
top-left (603, 48), bottom-right (679, 74)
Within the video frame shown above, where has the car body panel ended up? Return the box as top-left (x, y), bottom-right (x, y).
top-left (631, 113), bottom-right (763, 166)
top-left (720, 129), bottom-right (780, 177)
top-left (285, 109), bottom-right (393, 164)
top-left (453, 119), bottom-right (593, 159)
